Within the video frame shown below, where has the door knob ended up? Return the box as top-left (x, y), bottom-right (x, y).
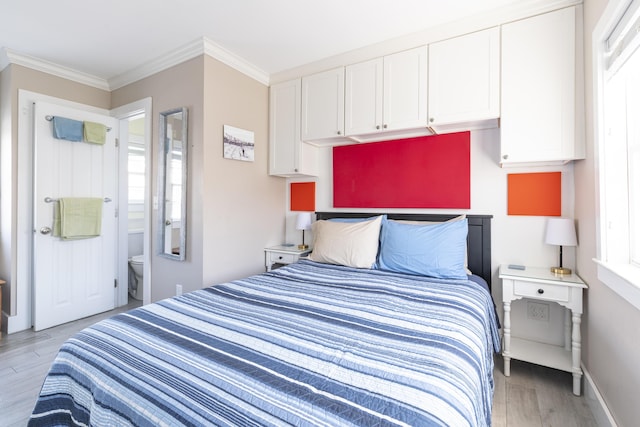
top-left (40, 227), bottom-right (52, 235)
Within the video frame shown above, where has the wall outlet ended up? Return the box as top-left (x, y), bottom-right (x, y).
top-left (176, 284), bottom-right (183, 296)
top-left (527, 301), bottom-right (550, 322)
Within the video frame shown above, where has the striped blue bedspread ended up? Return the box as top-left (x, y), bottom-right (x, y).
top-left (30, 260), bottom-right (500, 426)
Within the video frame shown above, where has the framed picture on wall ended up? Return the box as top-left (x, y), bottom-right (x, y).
top-left (223, 125), bottom-right (254, 162)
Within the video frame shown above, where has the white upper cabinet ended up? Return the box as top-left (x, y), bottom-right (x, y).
top-left (269, 79), bottom-right (318, 177)
top-left (301, 67), bottom-right (345, 142)
top-left (383, 47), bottom-right (429, 132)
top-left (345, 46), bottom-right (429, 140)
top-left (345, 57), bottom-right (383, 136)
top-left (501, 6), bottom-right (585, 166)
top-left (428, 27), bottom-right (500, 133)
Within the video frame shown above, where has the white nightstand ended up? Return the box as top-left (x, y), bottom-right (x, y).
top-left (499, 264), bottom-right (587, 396)
top-left (264, 245), bottom-right (311, 271)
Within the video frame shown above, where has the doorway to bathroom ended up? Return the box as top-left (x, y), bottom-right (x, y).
top-left (113, 98), bottom-right (152, 307)
top-left (126, 114), bottom-right (146, 303)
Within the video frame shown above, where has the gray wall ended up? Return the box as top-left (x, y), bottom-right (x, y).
top-left (112, 55), bottom-right (285, 301)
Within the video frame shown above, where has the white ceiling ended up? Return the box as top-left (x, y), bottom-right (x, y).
top-left (1, 0), bottom-right (524, 84)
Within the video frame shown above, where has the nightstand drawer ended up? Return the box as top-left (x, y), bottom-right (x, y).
top-left (514, 281), bottom-right (569, 302)
top-left (269, 252), bottom-right (296, 264)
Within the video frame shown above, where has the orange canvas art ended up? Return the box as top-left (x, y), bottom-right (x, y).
top-left (507, 172), bottom-right (561, 216)
top-left (290, 182), bottom-right (316, 212)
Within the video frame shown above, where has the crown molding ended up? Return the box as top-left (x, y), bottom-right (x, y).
top-left (109, 37), bottom-right (269, 90)
top-left (1, 48), bottom-right (110, 91)
top-left (108, 38), bottom-right (204, 90)
top-left (3, 37), bottom-right (270, 92)
top-left (202, 37), bottom-right (270, 85)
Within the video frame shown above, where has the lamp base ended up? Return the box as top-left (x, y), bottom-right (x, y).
top-left (298, 244), bottom-right (309, 250)
top-left (550, 266), bottom-right (572, 275)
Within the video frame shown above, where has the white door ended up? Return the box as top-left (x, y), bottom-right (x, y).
top-left (33, 101), bottom-right (118, 331)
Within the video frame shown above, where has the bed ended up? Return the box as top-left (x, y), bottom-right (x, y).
top-left (30, 213), bottom-right (499, 427)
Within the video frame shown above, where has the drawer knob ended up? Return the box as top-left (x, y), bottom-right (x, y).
top-left (537, 288), bottom-right (544, 294)
top-left (278, 256), bottom-right (283, 260)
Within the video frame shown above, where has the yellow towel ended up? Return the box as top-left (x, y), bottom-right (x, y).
top-left (53, 198), bottom-right (103, 240)
top-left (83, 121), bottom-right (107, 145)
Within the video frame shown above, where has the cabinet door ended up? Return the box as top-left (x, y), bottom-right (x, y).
top-left (270, 79), bottom-right (318, 176)
top-left (269, 79), bottom-right (300, 175)
top-left (383, 46), bottom-right (428, 131)
top-left (428, 27), bottom-right (500, 128)
top-left (501, 7), bottom-right (577, 164)
top-left (301, 67), bottom-right (345, 141)
top-left (345, 58), bottom-right (384, 136)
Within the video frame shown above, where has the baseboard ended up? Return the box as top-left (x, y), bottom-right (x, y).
top-left (583, 365), bottom-right (618, 427)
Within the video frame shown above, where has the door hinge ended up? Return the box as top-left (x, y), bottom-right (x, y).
top-left (114, 279), bottom-right (118, 288)
top-left (115, 138), bottom-right (119, 147)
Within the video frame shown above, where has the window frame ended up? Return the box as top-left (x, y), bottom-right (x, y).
top-left (593, 0), bottom-right (640, 311)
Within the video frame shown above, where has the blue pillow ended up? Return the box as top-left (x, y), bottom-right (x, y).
top-left (377, 218), bottom-right (468, 279)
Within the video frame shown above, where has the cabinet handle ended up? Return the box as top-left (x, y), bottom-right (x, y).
top-left (337, 130), bottom-right (341, 135)
top-left (376, 125), bottom-right (380, 130)
top-left (503, 154), bottom-right (509, 160)
top-left (537, 288), bottom-right (544, 294)
top-left (383, 124), bottom-right (388, 129)
top-left (278, 256), bottom-right (283, 260)
top-left (294, 168), bottom-right (298, 172)
top-left (430, 117), bottom-right (435, 123)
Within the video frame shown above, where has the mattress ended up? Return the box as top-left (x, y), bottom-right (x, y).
top-left (29, 260), bottom-right (500, 426)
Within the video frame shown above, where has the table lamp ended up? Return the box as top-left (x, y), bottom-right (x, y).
top-left (544, 217), bottom-right (577, 275)
top-left (296, 212), bottom-right (312, 250)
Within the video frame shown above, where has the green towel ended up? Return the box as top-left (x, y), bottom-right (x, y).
top-left (53, 198), bottom-right (103, 240)
top-left (83, 121), bottom-right (107, 145)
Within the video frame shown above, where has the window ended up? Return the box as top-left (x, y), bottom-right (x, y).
top-left (595, 0), bottom-right (640, 309)
top-left (127, 130), bottom-right (146, 233)
top-left (128, 142), bottom-right (146, 203)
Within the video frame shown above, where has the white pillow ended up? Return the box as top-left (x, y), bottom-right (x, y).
top-left (309, 216), bottom-right (383, 269)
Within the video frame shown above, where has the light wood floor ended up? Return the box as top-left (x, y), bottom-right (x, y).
top-left (1, 302), bottom-right (598, 427)
top-left (492, 357), bottom-right (598, 427)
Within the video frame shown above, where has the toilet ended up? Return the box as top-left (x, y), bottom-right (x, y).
top-left (128, 255), bottom-right (144, 301)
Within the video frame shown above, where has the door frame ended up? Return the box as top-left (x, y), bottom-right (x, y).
top-left (112, 98), bottom-right (152, 306)
top-left (10, 91), bottom-right (152, 334)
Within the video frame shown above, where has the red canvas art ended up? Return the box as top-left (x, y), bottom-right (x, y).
top-left (333, 132), bottom-right (470, 208)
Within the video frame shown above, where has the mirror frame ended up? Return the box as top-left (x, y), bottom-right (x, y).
top-left (157, 107), bottom-right (188, 261)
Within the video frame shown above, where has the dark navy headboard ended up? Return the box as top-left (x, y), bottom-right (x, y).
top-left (314, 212), bottom-right (493, 289)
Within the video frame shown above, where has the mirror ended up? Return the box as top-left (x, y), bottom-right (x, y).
top-left (158, 107), bottom-right (188, 260)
